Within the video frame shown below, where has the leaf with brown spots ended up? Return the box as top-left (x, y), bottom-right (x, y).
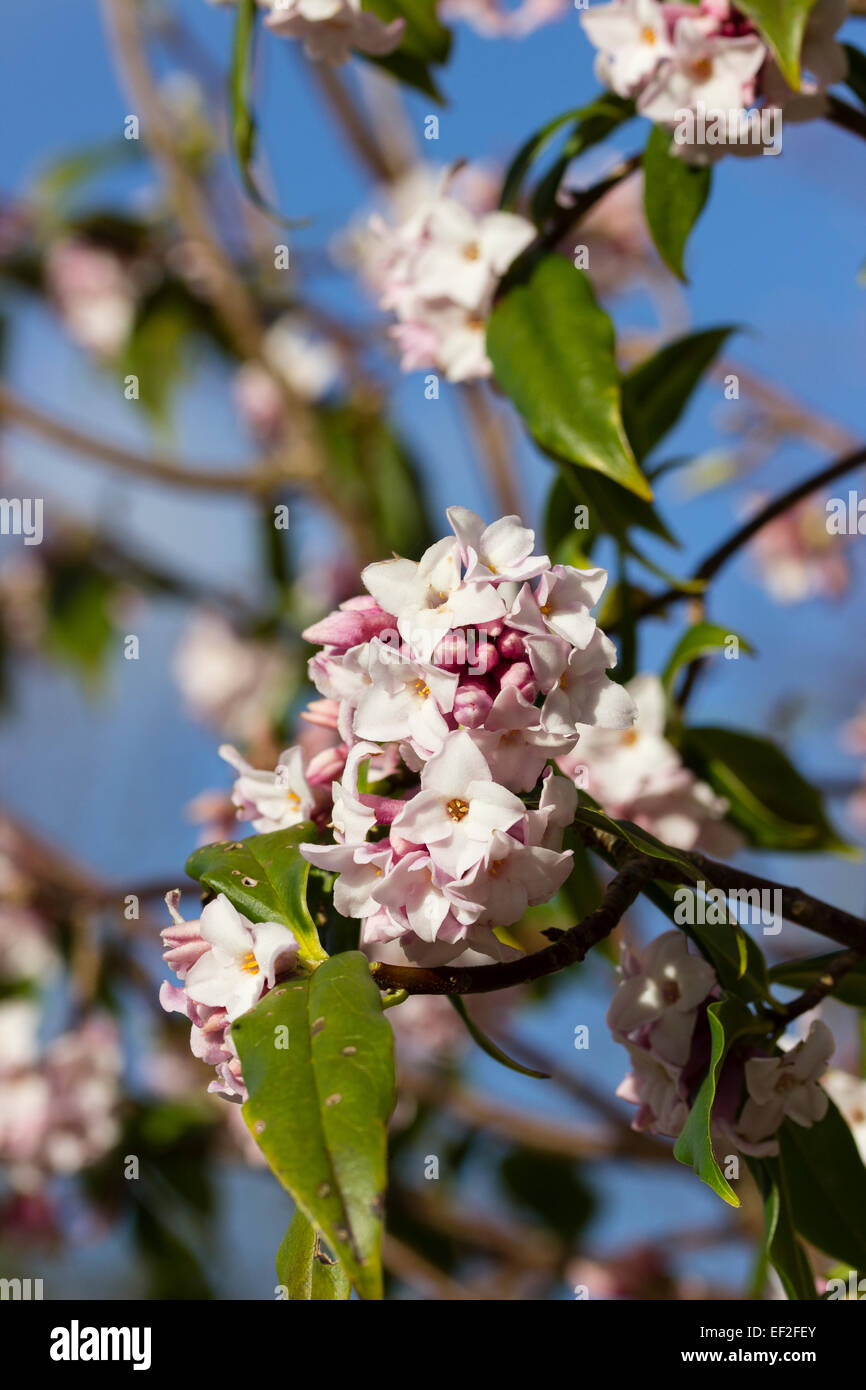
top-left (232, 951), bottom-right (396, 1300)
top-left (185, 824), bottom-right (327, 964)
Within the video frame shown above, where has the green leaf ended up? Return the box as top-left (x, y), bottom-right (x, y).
top-left (747, 1154), bottom-right (817, 1300)
top-left (769, 951), bottom-right (866, 1008)
top-left (229, 0), bottom-right (306, 223)
top-left (185, 825), bottom-right (328, 964)
top-left (318, 405), bottom-right (434, 561)
top-left (642, 124), bottom-right (711, 281)
top-left (776, 1101), bottom-right (866, 1272)
top-left (735, 0), bottom-right (818, 89)
top-left (661, 621), bottom-right (754, 695)
top-left (574, 798), bottom-right (701, 882)
top-left (446, 997), bottom-right (549, 1078)
top-left (500, 1148), bottom-right (596, 1241)
top-left (233, 952), bottom-right (396, 1300)
top-left (487, 257), bottom-right (650, 499)
top-left (622, 327), bottom-right (735, 462)
top-left (680, 726), bottom-right (851, 854)
top-left (843, 44), bottom-right (866, 108)
top-left (362, 0), bottom-right (451, 98)
top-left (500, 96), bottom-right (633, 214)
top-left (44, 557), bottom-right (116, 684)
top-left (674, 996), bottom-right (759, 1207)
top-left (276, 1209), bottom-right (352, 1300)
top-left (529, 97), bottom-right (635, 223)
top-left (363, 0), bottom-right (450, 61)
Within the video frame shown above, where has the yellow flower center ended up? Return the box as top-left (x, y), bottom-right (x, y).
top-left (691, 56), bottom-right (713, 82)
top-left (641, 26), bottom-right (657, 44)
top-left (446, 797), bottom-right (470, 822)
top-left (463, 241), bottom-right (481, 261)
top-left (414, 678), bottom-right (431, 699)
top-left (241, 950), bottom-right (259, 975)
top-left (621, 728), bottom-right (640, 746)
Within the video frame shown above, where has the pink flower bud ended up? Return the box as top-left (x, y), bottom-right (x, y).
top-left (306, 742), bottom-right (348, 786)
top-left (453, 681), bottom-right (494, 728)
top-left (497, 628), bottom-right (526, 660)
top-left (301, 698), bottom-right (341, 730)
top-left (302, 601), bottom-right (393, 650)
top-left (498, 661), bottom-right (537, 700)
top-left (434, 630), bottom-right (469, 667)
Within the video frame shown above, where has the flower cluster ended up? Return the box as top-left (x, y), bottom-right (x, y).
top-left (263, 0), bottom-right (404, 64)
top-left (748, 492), bottom-right (850, 604)
top-left (609, 930), bottom-right (834, 1154)
top-left (160, 891), bottom-right (301, 1101)
top-left (0, 1000), bottom-right (122, 1194)
top-left (45, 237), bottom-right (139, 359)
top-left (221, 508), bottom-right (636, 964)
top-left (581, 0), bottom-right (846, 149)
top-left (366, 182), bottom-right (535, 380)
top-left (558, 673), bottom-right (742, 856)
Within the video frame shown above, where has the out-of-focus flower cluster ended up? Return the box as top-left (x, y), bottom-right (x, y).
top-left (609, 930), bottom-right (835, 1154)
top-left (558, 674), bottom-right (742, 857)
top-left (581, 0), bottom-right (846, 155)
top-left (365, 178), bottom-right (535, 380)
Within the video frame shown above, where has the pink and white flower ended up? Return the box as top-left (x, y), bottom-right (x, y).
top-left (264, 0), bottom-right (405, 64)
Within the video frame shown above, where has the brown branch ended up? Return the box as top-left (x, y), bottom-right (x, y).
top-left (763, 947), bottom-right (864, 1026)
top-left (0, 381), bottom-right (302, 495)
top-left (632, 442), bottom-right (866, 628)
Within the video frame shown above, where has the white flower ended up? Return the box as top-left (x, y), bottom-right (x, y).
top-left (562, 673), bottom-right (740, 856)
top-left (616, 1042), bottom-right (689, 1137)
top-left (447, 506), bottom-right (550, 585)
top-left (581, 0), bottom-right (673, 98)
top-left (448, 828), bottom-right (574, 928)
top-left (352, 639), bottom-right (457, 748)
top-left (738, 1021), bottom-right (834, 1143)
top-left (539, 629), bottom-right (636, 736)
top-left (390, 729), bottom-right (527, 878)
top-left (510, 563), bottom-right (607, 648)
top-left (184, 895), bottom-right (300, 1021)
top-left (607, 929), bottom-right (717, 1065)
top-left (638, 18), bottom-right (767, 125)
top-left (362, 537), bottom-right (505, 648)
top-left (264, 0), bottom-right (405, 64)
top-left (403, 199), bottom-right (535, 309)
top-left (220, 744), bottom-right (318, 832)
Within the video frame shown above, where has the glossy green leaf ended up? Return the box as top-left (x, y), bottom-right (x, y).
top-left (736, 0), bottom-right (818, 88)
top-left (777, 1100), bottom-right (866, 1271)
top-left (229, 0), bottom-right (305, 222)
top-left (487, 257), bottom-right (650, 499)
top-left (642, 124), bottom-right (711, 281)
top-left (276, 1209), bottom-right (352, 1300)
top-left (769, 951), bottom-right (866, 1008)
top-left (680, 726), bottom-right (851, 854)
top-left (529, 96), bottom-right (635, 223)
top-left (661, 621), bottom-right (754, 694)
top-left (573, 798), bottom-right (700, 882)
top-left (748, 1155), bottom-right (817, 1300)
top-left (500, 96), bottom-right (633, 213)
top-left (185, 825), bottom-right (328, 964)
top-left (362, 0), bottom-right (451, 97)
top-left (622, 327), bottom-right (735, 462)
top-left (674, 996), bottom-right (759, 1206)
top-left (233, 952), bottom-right (396, 1300)
top-left (318, 405), bottom-right (434, 562)
top-left (446, 997), bottom-right (549, 1078)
